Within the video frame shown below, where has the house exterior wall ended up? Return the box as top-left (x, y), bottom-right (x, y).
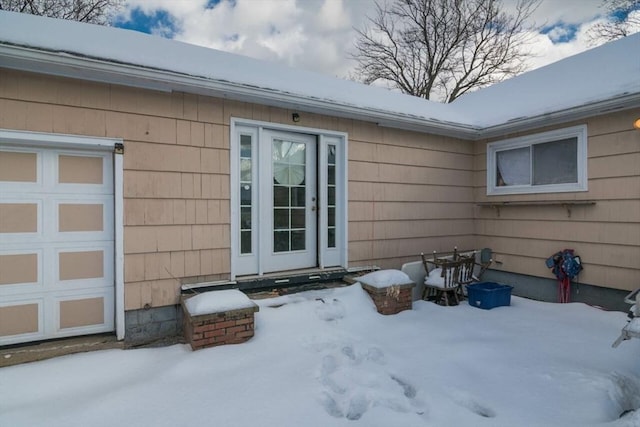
top-left (349, 127), bottom-right (476, 268)
top-left (474, 110), bottom-right (640, 292)
top-left (0, 68), bottom-right (475, 313)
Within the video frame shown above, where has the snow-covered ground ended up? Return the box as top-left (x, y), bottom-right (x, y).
top-left (1, 283), bottom-right (639, 427)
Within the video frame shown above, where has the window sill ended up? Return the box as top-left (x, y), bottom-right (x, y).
top-left (476, 200), bottom-right (596, 217)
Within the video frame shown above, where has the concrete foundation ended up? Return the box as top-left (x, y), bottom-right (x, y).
top-left (125, 305), bottom-right (183, 346)
top-left (482, 270), bottom-right (630, 312)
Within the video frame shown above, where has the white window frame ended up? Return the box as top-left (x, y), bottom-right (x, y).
top-left (486, 125), bottom-right (588, 196)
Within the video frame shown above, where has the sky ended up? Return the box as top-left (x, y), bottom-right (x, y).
top-left (112, 0), bottom-right (634, 85)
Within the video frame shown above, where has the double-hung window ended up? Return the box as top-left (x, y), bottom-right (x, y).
top-left (487, 125), bottom-right (588, 195)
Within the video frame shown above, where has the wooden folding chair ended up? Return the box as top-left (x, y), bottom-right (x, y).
top-left (421, 252), bottom-right (464, 306)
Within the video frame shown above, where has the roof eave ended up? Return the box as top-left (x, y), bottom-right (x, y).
top-left (477, 92), bottom-right (640, 140)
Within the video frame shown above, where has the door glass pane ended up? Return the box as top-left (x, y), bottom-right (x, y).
top-left (273, 186), bottom-right (289, 207)
top-left (327, 144), bottom-right (336, 248)
top-left (240, 134), bottom-right (253, 254)
top-left (240, 207), bottom-right (252, 229)
top-left (273, 140), bottom-right (306, 185)
top-left (290, 187), bottom-right (305, 207)
top-left (240, 231), bottom-right (251, 254)
top-left (327, 207), bottom-right (335, 227)
top-left (291, 230), bottom-right (305, 251)
top-left (273, 139), bottom-right (306, 253)
top-left (240, 184), bottom-right (251, 205)
top-left (274, 209), bottom-right (289, 229)
top-left (274, 231), bottom-right (290, 252)
top-left (240, 136), bottom-right (252, 157)
top-left (240, 158), bottom-right (252, 181)
top-left (328, 186), bottom-right (335, 205)
top-left (328, 145), bottom-right (336, 164)
top-left (533, 138), bottom-right (578, 185)
top-left (327, 165), bottom-right (336, 185)
top-left (328, 228), bottom-right (335, 248)
top-left (291, 208), bottom-right (305, 228)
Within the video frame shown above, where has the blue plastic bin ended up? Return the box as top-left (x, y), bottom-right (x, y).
top-left (466, 282), bottom-right (513, 310)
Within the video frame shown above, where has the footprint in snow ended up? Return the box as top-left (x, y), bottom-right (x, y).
top-left (391, 375), bottom-right (417, 399)
top-left (345, 392), bottom-right (368, 420)
top-left (320, 355), bottom-right (347, 395)
top-left (365, 347), bottom-right (385, 365)
top-left (315, 298), bottom-right (346, 321)
top-left (341, 345), bottom-right (356, 361)
top-left (317, 342), bottom-right (427, 420)
top-left (450, 390), bottom-right (496, 418)
top-left (321, 392), bottom-right (343, 418)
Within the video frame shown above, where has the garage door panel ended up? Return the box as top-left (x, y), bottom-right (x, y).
top-left (0, 252), bottom-right (39, 286)
top-left (54, 291), bottom-right (114, 335)
top-left (58, 203), bottom-right (104, 232)
top-left (59, 250), bottom-right (105, 281)
top-left (58, 154), bottom-right (104, 185)
top-left (0, 149), bottom-right (39, 183)
top-left (55, 243), bottom-right (114, 287)
top-left (0, 299), bottom-right (44, 344)
top-left (0, 202), bottom-right (39, 233)
top-left (0, 200), bottom-right (42, 240)
top-left (59, 296), bottom-right (105, 329)
top-left (54, 197), bottom-right (113, 240)
top-left (55, 152), bottom-right (113, 195)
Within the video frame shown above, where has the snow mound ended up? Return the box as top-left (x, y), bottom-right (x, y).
top-left (184, 290), bottom-right (255, 316)
top-left (1, 284), bottom-right (640, 427)
top-left (358, 270), bottom-right (412, 289)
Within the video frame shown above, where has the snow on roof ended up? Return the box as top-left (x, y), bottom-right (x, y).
top-left (0, 10), bottom-right (638, 131)
top-left (452, 32), bottom-right (640, 127)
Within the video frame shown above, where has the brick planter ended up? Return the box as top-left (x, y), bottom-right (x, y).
top-left (357, 269), bottom-right (416, 315)
top-left (182, 290), bottom-right (259, 351)
top-left (360, 281), bottom-right (415, 315)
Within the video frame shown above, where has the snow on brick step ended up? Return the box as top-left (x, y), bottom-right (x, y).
top-left (357, 270), bottom-right (415, 315)
top-left (182, 290), bottom-right (259, 351)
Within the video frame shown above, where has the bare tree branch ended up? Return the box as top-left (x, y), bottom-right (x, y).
top-left (0, 0), bottom-right (123, 25)
top-left (588, 0), bottom-right (640, 45)
top-left (351, 0), bottom-right (540, 103)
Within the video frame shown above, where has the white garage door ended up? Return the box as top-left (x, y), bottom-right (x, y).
top-left (0, 145), bottom-right (115, 346)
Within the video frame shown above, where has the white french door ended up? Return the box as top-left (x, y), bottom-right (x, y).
top-left (232, 121), bottom-right (347, 278)
top-left (262, 130), bottom-right (317, 272)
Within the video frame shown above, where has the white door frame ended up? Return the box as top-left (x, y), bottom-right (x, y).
top-left (0, 129), bottom-right (125, 341)
top-left (230, 118), bottom-right (348, 279)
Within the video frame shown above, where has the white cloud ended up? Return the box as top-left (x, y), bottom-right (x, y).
top-left (524, 15), bottom-right (609, 71)
top-left (317, 0), bottom-right (351, 31)
top-left (529, 0), bottom-right (602, 25)
top-left (126, 0), bottom-right (207, 16)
